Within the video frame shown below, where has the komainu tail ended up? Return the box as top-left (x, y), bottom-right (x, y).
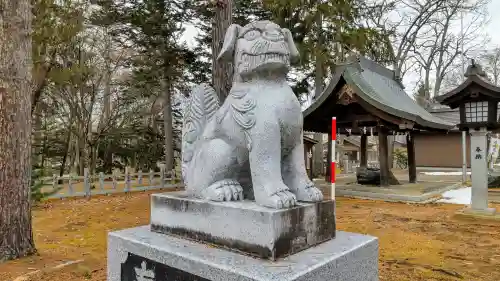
top-left (181, 83), bottom-right (220, 184)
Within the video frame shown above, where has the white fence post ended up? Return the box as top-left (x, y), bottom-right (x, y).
top-left (68, 174), bottom-right (74, 195)
top-left (160, 166), bottom-right (165, 189)
top-left (112, 171), bottom-right (117, 189)
top-left (43, 165), bottom-right (183, 199)
top-left (125, 167), bottom-right (131, 192)
top-left (84, 168), bottom-right (90, 199)
top-left (99, 172), bottom-right (105, 192)
top-left (138, 170), bottom-right (143, 185)
top-left (149, 169), bottom-right (154, 185)
top-left (52, 174), bottom-right (58, 190)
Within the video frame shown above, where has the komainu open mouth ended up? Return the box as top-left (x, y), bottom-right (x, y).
top-left (242, 52), bottom-right (290, 70)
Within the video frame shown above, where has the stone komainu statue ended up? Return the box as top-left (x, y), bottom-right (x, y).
top-left (181, 20), bottom-right (324, 209)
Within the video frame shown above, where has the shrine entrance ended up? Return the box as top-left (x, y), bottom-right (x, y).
top-left (304, 55), bottom-right (453, 186)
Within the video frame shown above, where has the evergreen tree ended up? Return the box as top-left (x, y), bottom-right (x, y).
top-left (188, 0), bottom-right (269, 85)
top-left (92, 0), bottom-right (197, 171)
top-left (32, 0), bottom-right (84, 114)
top-left (262, 0), bottom-right (394, 98)
top-left (190, 0), bottom-right (393, 100)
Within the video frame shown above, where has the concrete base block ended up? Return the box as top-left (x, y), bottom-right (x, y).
top-left (460, 207), bottom-right (497, 216)
top-left (336, 183), bottom-right (461, 203)
top-left (107, 226), bottom-right (379, 281)
top-left (150, 191), bottom-right (336, 260)
top-left (470, 207), bottom-right (496, 215)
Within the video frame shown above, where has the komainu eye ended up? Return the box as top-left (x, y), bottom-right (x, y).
top-left (244, 30), bottom-right (260, 41)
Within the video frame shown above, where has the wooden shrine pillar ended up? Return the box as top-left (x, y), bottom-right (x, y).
top-left (326, 130), bottom-right (332, 182)
top-left (378, 127), bottom-right (390, 186)
top-left (312, 133), bottom-right (324, 177)
top-left (407, 132), bottom-right (417, 183)
top-left (360, 134), bottom-right (367, 167)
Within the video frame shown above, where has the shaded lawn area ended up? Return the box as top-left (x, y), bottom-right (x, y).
top-left (1, 191), bottom-right (500, 281)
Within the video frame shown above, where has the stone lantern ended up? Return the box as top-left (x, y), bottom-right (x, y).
top-left (436, 60), bottom-right (500, 215)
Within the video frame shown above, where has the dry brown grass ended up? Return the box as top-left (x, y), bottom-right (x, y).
top-left (1, 191), bottom-right (500, 281)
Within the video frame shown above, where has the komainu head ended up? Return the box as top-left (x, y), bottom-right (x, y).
top-left (217, 20), bottom-right (300, 80)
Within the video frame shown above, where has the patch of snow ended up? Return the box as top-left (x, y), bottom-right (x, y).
top-left (438, 187), bottom-right (471, 205)
top-left (421, 171), bottom-right (471, 176)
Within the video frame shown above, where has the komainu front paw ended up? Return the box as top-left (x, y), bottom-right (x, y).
top-left (257, 188), bottom-right (297, 209)
top-left (203, 179), bottom-right (244, 201)
top-left (292, 180), bottom-right (324, 202)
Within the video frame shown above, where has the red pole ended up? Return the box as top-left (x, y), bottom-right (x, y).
top-left (331, 117), bottom-right (336, 200)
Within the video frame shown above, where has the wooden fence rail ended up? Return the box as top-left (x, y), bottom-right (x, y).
top-left (39, 166), bottom-right (184, 199)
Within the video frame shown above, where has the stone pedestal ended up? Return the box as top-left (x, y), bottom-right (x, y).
top-left (470, 128), bottom-right (496, 214)
top-left (108, 226), bottom-right (379, 281)
top-left (150, 191), bottom-right (336, 261)
top-left (107, 191), bottom-right (379, 281)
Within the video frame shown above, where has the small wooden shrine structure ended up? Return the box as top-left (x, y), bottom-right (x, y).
top-left (436, 60), bottom-right (500, 131)
top-left (303, 55), bottom-right (454, 186)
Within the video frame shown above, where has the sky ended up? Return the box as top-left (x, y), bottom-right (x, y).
top-left (179, 1), bottom-right (500, 95)
top-left (485, 1), bottom-right (500, 46)
top-left (399, 0), bottom-right (500, 94)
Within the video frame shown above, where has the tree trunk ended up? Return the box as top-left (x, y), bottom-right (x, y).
top-left (72, 133), bottom-right (80, 174)
top-left (162, 79), bottom-right (174, 171)
top-left (32, 105), bottom-right (43, 168)
top-left (69, 133), bottom-right (77, 174)
top-left (95, 37), bottom-right (111, 173)
top-left (40, 113), bottom-right (48, 169)
top-left (77, 132), bottom-right (86, 176)
top-left (99, 26), bottom-right (111, 133)
top-left (433, 77), bottom-right (443, 98)
top-left (212, 0), bottom-right (233, 103)
top-left (103, 145), bottom-right (113, 174)
top-left (423, 66), bottom-right (431, 108)
top-left (59, 124), bottom-right (73, 178)
top-left (314, 8), bottom-right (324, 99)
top-left (131, 151), bottom-right (137, 170)
top-left (89, 144), bottom-right (98, 175)
top-left (67, 134), bottom-right (74, 172)
top-left (79, 141), bottom-right (86, 176)
top-left (312, 10), bottom-right (324, 177)
top-left (0, 0), bottom-right (36, 261)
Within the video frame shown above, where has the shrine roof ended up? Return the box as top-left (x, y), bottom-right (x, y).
top-left (435, 62), bottom-right (500, 106)
top-left (303, 56), bottom-right (454, 131)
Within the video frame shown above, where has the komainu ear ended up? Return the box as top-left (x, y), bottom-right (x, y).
top-left (282, 28), bottom-right (300, 64)
top-left (217, 24), bottom-right (242, 62)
